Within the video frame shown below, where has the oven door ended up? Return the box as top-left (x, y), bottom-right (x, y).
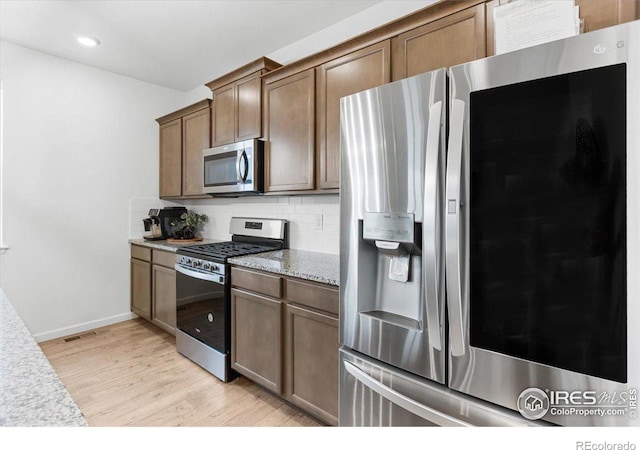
top-left (203, 139), bottom-right (261, 194)
top-left (446, 22), bottom-right (638, 426)
top-left (175, 265), bottom-right (227, 353)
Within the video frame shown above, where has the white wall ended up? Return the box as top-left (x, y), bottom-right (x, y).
top-left (0, 41), bottom-right (186, 341)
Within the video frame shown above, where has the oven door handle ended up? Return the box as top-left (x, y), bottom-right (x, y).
top-left (175, 264), bottom-right (225, 285)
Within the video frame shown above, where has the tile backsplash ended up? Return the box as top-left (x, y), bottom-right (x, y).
top-left (129, 195), bottom-right (340, 255)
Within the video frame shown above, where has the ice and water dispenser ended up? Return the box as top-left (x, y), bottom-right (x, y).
top-left (358, 212), bottom-right (423, 331)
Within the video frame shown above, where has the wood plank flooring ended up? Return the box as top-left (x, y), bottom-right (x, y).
top-left (39, 318), bottom-right (321, 427)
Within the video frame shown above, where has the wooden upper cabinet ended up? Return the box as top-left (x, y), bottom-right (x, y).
top-left (156, 99), bottom-right (211, 199)
top-left (206, 57), bottom-right (282, 146)
top-left (159, 118), bottom-right (182, 198)
top-left (211, 84), bottom-right (235, 147)
top-left (264, 68), bottom-right (316, 192)
top-left (235, 73), bottom-right (263, 141)
top-left (391, 4), bottom-right (486, 80)
top-left (575, 0), bottom-right (638, 31)
top-left (182, 107), bottom-right (211, 197)
top-left (316, 41), bottom-right (391, 190)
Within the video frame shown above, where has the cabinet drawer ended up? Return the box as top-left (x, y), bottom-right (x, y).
top-left (231, 267), bottom-right (282, 298)
top-left (285, 279), bottom-right (338, 316)
top-left (131, 245), bottom-right (152, 262)
top-left (152, 249), bottom-right (176, 268)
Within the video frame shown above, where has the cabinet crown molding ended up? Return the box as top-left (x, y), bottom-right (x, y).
top-left (205, 56), bottom-right (282, 91)
top-left (156, 99), bottom-right (212, 124)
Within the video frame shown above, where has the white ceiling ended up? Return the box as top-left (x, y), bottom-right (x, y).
top-left (0, 0), bottom-right (391, 92)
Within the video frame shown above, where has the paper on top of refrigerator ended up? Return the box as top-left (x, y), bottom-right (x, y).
top-left (494, 0), bottom-right (580, 55)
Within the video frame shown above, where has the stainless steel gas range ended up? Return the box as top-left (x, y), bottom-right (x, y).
top-left (175, 217), bottom-right (287, 382)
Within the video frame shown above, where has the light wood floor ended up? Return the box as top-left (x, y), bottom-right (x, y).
top-left (39, 318), bottom-right (321, 427)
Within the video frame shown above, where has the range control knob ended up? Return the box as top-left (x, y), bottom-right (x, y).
top-left (192, 259), bottom-right (201, 268)
top-left (202, 262), bottom-right (211, 271)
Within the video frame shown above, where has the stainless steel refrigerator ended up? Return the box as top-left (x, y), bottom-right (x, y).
top-left (339, 21), bottom-right (639, 427)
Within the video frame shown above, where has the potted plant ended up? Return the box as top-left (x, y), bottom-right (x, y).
top-left (170, 212), bottom-right (207, 240)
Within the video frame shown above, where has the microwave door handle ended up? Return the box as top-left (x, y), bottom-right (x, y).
top-left (343, 360), bottom-right (471, 427)
top-left (423, 100), bottom-right (444, 351)
top-left (235, 151), bottom-right (243, 183)
top-left (239, 150), bottom-right (249, 183)
top-left (236, 150), bottom-right (249, 183)
top-left (445, 98), bottom-right (466, 357)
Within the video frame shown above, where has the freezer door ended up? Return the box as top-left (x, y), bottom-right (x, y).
top-left (339, 348), bottom-right (543, 427)
top-left (340, 69), bottom-right (447, 383)
top-left (446, 21), bottom-right (639, 426)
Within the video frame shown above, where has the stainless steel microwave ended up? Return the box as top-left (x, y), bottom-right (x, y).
top-left (203, 139), bottom-right (263, 195)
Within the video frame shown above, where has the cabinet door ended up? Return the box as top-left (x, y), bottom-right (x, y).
top-left (212, 84), bottom-right (235, 147)
top-left (264, 69), bottom-right (315, 192)
top-left (131, 258), bottom-right (151, 320)
top-left (575, 0), bottom-right (637, 32)
top-left (316, 41), bottom-right (391, 190)
top-left (235, 73), bottom-right (262, 141)
top-left (159, 118), bottom-right (182, 198)
top-left (285, 304), bottom-right (339, 425)
top-left (231, 288), bottom-right (282, 393)
top-left (152, 264), bottom-right (176, 335)
top-left (391, 4), bottom-right (486, 81)
top-left (182, 107), bottom-right (210, 196)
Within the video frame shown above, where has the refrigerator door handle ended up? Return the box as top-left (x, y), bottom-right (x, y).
top-left (424, 100), bottom-right (443, 351)
top-left (343, 360), bottom-right (471, 427)
top-left (445, 98), bottom-right (466, 357)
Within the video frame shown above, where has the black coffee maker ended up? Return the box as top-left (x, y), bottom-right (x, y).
top-left (143, 207), bottom-right (187, 240)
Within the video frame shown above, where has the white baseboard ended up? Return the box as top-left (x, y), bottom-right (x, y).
top-left (32, 312), bottom-right (138, 343)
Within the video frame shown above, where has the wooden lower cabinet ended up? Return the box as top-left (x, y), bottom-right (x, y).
top-left (152, 264), bottom-right (177, 335)
top-left (131, 258), bottom-right (152, 320)
top-left (130, 245), bottom-right (177, 336)
top-left (285, 304), bottom-right (339, 425)
top-left (230, 266), bottom-right (339, 424)
top-left (231, 289), bottom-right (282, 393)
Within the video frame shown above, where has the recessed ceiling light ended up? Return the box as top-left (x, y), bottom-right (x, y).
top-left (76, 36), bottom-right (100, 47)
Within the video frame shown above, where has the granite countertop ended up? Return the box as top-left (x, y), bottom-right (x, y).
top-left (129, 237), bottom-right (221, 253)
top-left (0, 290), bottom-right (86, 426)
top-left (229, 249), bottom-right (340, 286)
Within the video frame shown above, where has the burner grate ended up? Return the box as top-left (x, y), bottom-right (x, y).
top-left (179, 241), bottom-right (276, 260)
